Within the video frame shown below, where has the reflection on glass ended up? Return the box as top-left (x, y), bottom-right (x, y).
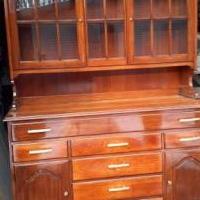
top-left (172, 19), bottom-right (187, 54)
top-left (18, 24), bottom-right (38, 61)
top-left (107, 22), bottom-right (124, 57)
top-left (86, 0), bottom-right (104, 19)
top-left (39, 24), bottom-right (58, 60)
top-left (153, 0), bottom-right (169, 18)
top-left (106, 0), bottom-right (124, 19)
top-left (134, 20), bottom-right (151, 56)
top-left (134, 0), bottom-right (151, 19)
top-left (16, 0), bottom-right (35, 20)
top-left (172, 0), bottom-right (187, 17)
top-left (88, 23), bottom-right (105, 58)
top-left (154, 20), bottom-right (169, 55)
top-left (36, 0), bottom-right (56, 20)
top-left (60, 23), bottom-right (79, 59)
top-left (58, 0), bottom-right (76, 20)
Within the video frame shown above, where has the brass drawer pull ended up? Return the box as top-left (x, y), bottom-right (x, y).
top-left (29, 149), bottom-right (53, 155)
top-left (179, 118), bottom-right (200, 123)
top-left (28, 128), bottom-right (52, 134)
top-left (179, 136), bottom-right (200, 142)
top-left (108, 163), bottom-right (130, 169)
top-left (107, 142), bottom-right (129, 148)
top-left (108, 186), bottom-right (130, 192)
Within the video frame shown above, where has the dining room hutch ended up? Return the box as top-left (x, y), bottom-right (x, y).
top-left (3, 0), bottom-right (200, 200)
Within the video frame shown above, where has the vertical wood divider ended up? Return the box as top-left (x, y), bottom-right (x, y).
top-left (55, 0), bottom-right (62, 60)
top-left (104, 0), bottom-right (108, 58)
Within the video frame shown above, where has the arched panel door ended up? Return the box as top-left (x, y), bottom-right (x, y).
top-left (165, 149), bottom-right (200, 200)
top-left (14, 160), bottom-right (70, 200)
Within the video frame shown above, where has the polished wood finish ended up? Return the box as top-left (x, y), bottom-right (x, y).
top-left (73, 175), bottom-right (163, 200)
top-left (73, 153), bottom-right (162, 180)
top-left (4, 0), bottom-right (199, 200)
top-left (71, 132), bottom-right (161, 156)
top-left (165, 149), bottom-right (200, 200)
top-left (14, 160), bottom-right (70, 200)
top-left (13, 140), bottom-right (68, 162)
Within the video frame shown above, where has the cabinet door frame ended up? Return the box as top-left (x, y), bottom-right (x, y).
top-left (6, 0), bottom-right (86, 71)
top-left (165, 148), bottom-right (200, 200)
top-left (126, 0), bottom-right (197, 65)
top-left (84, 0), bottom-right (127, 67)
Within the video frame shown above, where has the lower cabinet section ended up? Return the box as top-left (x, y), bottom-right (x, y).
top-left (73, 175), bottom-right (163, 200)
top-left (14, 160), bottom-right (70, 200)
top-left (165, 149), bottom-right (200, 200)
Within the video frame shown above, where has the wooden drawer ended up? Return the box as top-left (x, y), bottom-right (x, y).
top-left (71, 132), bottom-right (161, 156)
top-left (73, 175), bottom-right (162, 200)
top-left (13, 140), bottom-right (68, 162)
top-left (12, 120), bottom-right (74, 141)
top-left (165, 129), bottom-right (200, 149)
top-left (73, 153), bottom-right (162, 181)
top-left (12, 110), bottom-right (200, 142)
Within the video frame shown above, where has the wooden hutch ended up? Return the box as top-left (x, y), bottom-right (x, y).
top-left (3, 0), bottom-right (200, 199)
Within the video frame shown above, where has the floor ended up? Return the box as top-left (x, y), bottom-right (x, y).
top-left (0, 122), bottom-right (11, 200)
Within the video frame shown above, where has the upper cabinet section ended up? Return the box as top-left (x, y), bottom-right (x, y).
top-left (5, 0), bottom-right (196, 75)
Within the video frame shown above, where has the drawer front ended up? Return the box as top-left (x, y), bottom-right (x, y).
top-left (73, 175), bottom-right (162, 200)
top-left (12, 121), bottom-right (74, 141)
top-left (73, 153), bottom-right (162, 181)
top-left (165, 130), bottom-right (200, 149)
top-left (13, 140), bottom-right (68, 162)
top-left (71, 133), bottom-right (161, 156)
top-left (12, 110), bottom-right (200, 141)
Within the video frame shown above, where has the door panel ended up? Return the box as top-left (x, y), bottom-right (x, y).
top-left (165, 149), bottom-right (200, 200)
top-left (14, 160), bottom-right (70, 200)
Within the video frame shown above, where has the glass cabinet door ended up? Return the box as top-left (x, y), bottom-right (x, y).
top-left (127, 0), bottom-right (192, 64)
top-left (85, 0), bottom-right (126, 66)
top-left (15, 0), bottom-right (85, 69)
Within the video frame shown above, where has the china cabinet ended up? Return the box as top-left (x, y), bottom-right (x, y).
top-left (3, 0), bottom-right (200, 200)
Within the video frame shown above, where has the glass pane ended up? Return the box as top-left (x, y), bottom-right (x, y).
top-left (36, 0), bottom-right (56, 20)
top-left (153, 0), bottom-right (169, 18)
top-left (134, 0), bottom-right (151, 19)
top-left (58, 0), bottom-right (76, 20)
top-left (18, 24), bottom-right (38, 61)
top-left (86, 0), bottom-right (104, 19)
top-left (154, 20), bottom-right (169, 55)
top-left (88, 23), bottom-right (105, 58)
top-left (172, 19), bottom-right (187, 54)
top-left (172, 0), bottom-right (187, 17)
top-left (60, 23), bottom-right (79, 59)
top-left (134, 20), bottom-right (151, 56)
top-left (107, 22), bottom-right (124, 57)
top-left (16, 0), bottom-right (35, 20)
top-left (106, 0), bottom-right (124, 19)
top-left (39, 24), bottom-right (58, 60)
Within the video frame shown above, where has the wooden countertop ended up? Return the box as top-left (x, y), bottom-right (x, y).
top-left (5, 90), bottom-right (200, 121)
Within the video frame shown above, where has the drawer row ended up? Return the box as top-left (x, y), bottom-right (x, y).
top-left (13, 129), bottom-right (200, 162)
top-left (11, 110), bottom-right (200, 141)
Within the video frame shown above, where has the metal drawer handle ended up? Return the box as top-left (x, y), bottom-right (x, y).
top-left (28, 128), bottom-right (52, 134)
top-left (179, 118), bottom-right (200, 123)
top-left (108, 163), bottom-right (130, 169)
top-left (107, 142), bottom-right (129, 148)
top-left (179, 136), bottom-right (200, 142)
top-left (29, 149), bottom-right (53, 155)
top-left (108, 186), bottom-right (130, 192)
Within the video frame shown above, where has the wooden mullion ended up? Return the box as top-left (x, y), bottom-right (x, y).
top-left (169, 0), bottom-right (173, 55)
top-left (103, 0), bottom-right (108, 58)
top-left (150, 0), bottom-right (154, 56)
top-left (33, 0), bottom-right (41, 61)
top-left (55, 0), bottom-right (62, 60)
